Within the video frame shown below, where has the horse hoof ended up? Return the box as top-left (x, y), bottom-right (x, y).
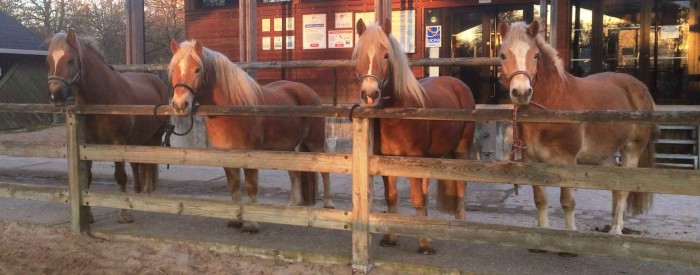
top-left (379, 239), bottom-right (397, 247)
top-left (528, 249), bottom-right (547, 253)
top-left (418, 247), bottom-right (435, 255)
top-left (227, 220), bottom-right (243, 228)
top-left (558, 252), bottom-right (578, 258)
top-left (242, 225), bottom-right (259, 234)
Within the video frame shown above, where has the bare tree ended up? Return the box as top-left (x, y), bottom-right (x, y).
top-left (145, 0), bottom-right (185, 63)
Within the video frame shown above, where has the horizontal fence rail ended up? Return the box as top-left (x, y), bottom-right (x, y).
top-left (112, 57), bottom-right (501, 72)
top-left (3, 104), bottom-right (700, 125)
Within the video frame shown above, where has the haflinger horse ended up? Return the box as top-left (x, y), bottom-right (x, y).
top-left (497, 21), bottom-right (656, 240)
top-left (168, 39), bottom-right (333, 233)
top-left (47, 31), bottom-right (169, 223)
top-left (353, 19), bottom-right (475, 254)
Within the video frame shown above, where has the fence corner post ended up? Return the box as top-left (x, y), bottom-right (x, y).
top-left (351, 116), bottom-right (374, 273)
top-left (66, 112), bottom-right (90, 233)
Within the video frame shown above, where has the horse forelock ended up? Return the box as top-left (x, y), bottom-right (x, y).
top-left (501, 22), bottom-right (566, 82)
top-left (353, 23), bottom-right (427, 107)
top-left (169, 41), bottom-right (262, 106)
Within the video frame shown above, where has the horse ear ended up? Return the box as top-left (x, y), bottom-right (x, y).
top-left (527, 21), bottom-right (540, 38)
top-left (66, 30), bottom-right (78, 46)
top-left (357, 19), bottom-right (366, 36)
top-left (382, 18), bottom-right (392, 35)
top-left (170, 39), bottom-right (180, 54)
top-left (194, 40), bottom-right (203, 56)
top-left (498, 21), bottom-right (509, 39)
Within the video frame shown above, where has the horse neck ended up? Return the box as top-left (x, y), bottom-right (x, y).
top-left (531, 54), bottom-right (569, 109)
top-left (76, 50), bottom-right (119, 105)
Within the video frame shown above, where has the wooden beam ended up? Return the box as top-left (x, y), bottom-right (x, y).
top-left (369, 213), bottom-right (700, 268)
top-left (125, 0), bottom-right (145, 64)
top-left (66, 114), bottom-right (90, 233)
top-left (351, 117), bottom-right (373, 272)
top-left (0, 141), bottom-right (66, 158)
top-left (80, 145), bottom-right (351, 174)
top-left (0, 182), bottom-right (69, 204)
top-left (374, 0), bottom-right (392, 25)
top-left (82, 190), bottom-right (351, 230)
top-left (369, 156), bottom-right (700, 196)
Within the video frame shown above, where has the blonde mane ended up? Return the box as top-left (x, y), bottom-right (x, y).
top-left (352, 23), bottom-right (428, 107)
top-left (169, 40), bottom-right (262, 105)
top-left (501, 21), bottom-right (567, 81)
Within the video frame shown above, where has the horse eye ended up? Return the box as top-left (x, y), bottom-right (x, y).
top-left (195, 68), bottom-right (201, 74)
top-left (534, 53), bottom-right (540, 59)
top-left (384, 53), bottom-right (389, 59)
top-left (67, 59), bottom-right (75, 64)
top-left (500, 53), bottom-right (506, 60)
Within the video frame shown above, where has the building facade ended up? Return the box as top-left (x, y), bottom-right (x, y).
top-left (184, 0), bottom-right (699, 105)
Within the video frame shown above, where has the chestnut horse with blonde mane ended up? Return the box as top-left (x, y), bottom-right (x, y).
top-left (47, 31), bottom-right (169, 223)
top-left (498, 21), bottom-right (656, 240)
top-left (353, 19), bottom-right (475, 254)
top-left (169, 40), bottom-right (333, 233)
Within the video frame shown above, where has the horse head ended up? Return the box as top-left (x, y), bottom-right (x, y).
top-left (169, 39), bottom-right (205, 115)
top-left (498, 21), bottom-right (541, 106)
top-left (353, 18), bottom-right (393, 107)
top-left (46, 30), bottom-right (83, 107)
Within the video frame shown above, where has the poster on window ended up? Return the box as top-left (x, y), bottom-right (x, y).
top-left (262, 18), bottom-right (271, 32)
top-left (426, 26), bottom-right (441, 48)
top-left (286, 17), bottom-right (295, 31)
top-left (354, 10), bottom-right (415, 53)
top-left (328, 30), bottom-right (353, 48)
top-left (335, 12), bottom-right (352, 29)
top-left (286, 36), bottom-right (295, 49)
top-left (262, 37), bottom-right (271, 50)
top-left (303, 14), bottom-right (327, 49)
top-left (274, 36), bottom-right (283, 50)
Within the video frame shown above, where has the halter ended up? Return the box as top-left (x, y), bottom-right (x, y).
top-left (172, 82), bottom-right (203, 100)
top-left (356, 73), bottom-right (390, 91)
top-left (503, 70), bottom-right (536, 87)
top-left (48, 39), bottom-right (84, 89)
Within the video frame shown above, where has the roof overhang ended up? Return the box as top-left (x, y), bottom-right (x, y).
top-left (0, 48), bottom-right (47, 56)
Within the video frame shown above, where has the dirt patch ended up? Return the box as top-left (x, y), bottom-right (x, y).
top-left (0, 221), bottom-right (353, 274)
top-left (0, 125), bottom-right (64, 146)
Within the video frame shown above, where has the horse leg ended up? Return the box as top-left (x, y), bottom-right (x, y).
top-left (380, 176), bottom-right (399, 247)
top-left (86, 160), bottom-right (94, 223)
top-left (242, 168), bottom-right (260, 233)
top-left (224, 167), bottom-right (243, 228)
top-left (141, 163), bottom-right (158, 194)
top-left (611, 152), bottom-right (641, 234)
top-left (410, 177), bottom-right (433, 255)
top-left (288, 170), bottom-right (302, 206)
top-left (117, 162), bottom-right (134, 223)
top-left (561, 187), bottom-right (577, 231)
top-left (321, 172), bottom-right (335, 209)
top-left (455, 180), bottom-right (466, 220)
top-left (528, 185), bottom-right (549, 253)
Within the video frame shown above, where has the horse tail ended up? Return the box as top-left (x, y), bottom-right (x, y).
top-left (627, 124), bottom-right (658, 215)
top-left (298, 143), bottom-right (318, 206)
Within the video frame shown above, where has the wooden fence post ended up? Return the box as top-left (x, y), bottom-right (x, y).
top-left (351, 117), bottom-right (373, 273)
top-left (66, 113), bottom-right (90, 233)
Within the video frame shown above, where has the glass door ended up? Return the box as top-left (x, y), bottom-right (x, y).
top-left (445, 4), bottom-right (534, 104)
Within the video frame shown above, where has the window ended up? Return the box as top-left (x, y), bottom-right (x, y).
top-left (195, 0), bottom-right (237, 9)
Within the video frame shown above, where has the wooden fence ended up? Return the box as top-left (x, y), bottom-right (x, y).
top-left (1, 102), bottom-right (700, 272)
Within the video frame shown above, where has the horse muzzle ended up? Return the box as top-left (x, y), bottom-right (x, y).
top-left (360, 90), bottom-right (381, 107)
top-left (171, 98), bottom-right (192, 115)
top-left (48, 83), bottom-right (70, 107)
top-left (510, 87), bottom-right (533, 106)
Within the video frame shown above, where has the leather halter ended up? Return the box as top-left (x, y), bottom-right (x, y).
top-left (504, 70), bottom-right (536, 86)
top-left (357, 73), bottom-right (390, 91)
top-left (172, 82), bottom-right (202, 99)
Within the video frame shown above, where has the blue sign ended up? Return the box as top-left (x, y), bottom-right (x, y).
top-left (426, 26), bottom-right (441, 48)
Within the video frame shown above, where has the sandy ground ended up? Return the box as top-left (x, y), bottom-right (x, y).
top-left (0, 221), bottom-right (351, 275)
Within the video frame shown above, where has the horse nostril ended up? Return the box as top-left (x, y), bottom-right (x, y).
top-left (526, 88), bottom-right (533, 97)
top-left (510, 89), bottom-right (517, 97)
top-left (369, 91), bottom-right (379, 100)
top-left (361, 91), bottom-right (368, 100)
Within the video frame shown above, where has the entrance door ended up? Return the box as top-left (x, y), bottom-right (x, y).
top-left (442, 4), bottom-right (535, 104)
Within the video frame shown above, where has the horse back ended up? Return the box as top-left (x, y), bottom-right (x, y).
top-left (120, 72), bottom-right (169, 105)
top-left (418, 76), bottom-right (475, 110)
top-left (576, 72), bottom-right (653, 111)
